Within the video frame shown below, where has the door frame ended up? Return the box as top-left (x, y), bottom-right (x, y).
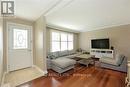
top-left (6, 22), bottom-right (33, 72)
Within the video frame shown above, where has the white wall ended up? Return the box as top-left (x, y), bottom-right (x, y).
top-left (79, 24), bottom-right (130, 60)
top-left (34, 16), bottom-right (47, 72)
top-left (0, 18), bottom-right (3, 85)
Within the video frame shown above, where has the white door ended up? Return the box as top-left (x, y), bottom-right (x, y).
top-left (8, 23), bottom-right (33, 71)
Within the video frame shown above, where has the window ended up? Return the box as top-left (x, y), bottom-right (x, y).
top-left (61, 33), bottom-right (67, 51)
top-left (13, 29), bottom-right (28, 49)
top-left (51, 30), bottom-right (73, 52)
top-left (51, 32), bottom-right (60, 52)
top-left (68, 34), bottom-right (73, 50)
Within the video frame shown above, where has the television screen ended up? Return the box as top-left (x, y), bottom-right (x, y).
top-left (91, 38), bottom-right (109, 49)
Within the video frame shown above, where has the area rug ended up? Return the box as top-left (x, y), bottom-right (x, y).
top-left (4, 66), bottom-right (45, 87)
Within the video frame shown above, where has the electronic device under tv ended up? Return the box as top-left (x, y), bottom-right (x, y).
top-left (91, 38), bottom-right (109, 49)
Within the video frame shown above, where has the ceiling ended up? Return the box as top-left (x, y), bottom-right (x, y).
top-left (15, 0), bottom-right (130, 32)
top-left (15, 0), bottom-right (61, 21)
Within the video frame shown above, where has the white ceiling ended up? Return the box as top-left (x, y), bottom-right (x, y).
top-left (15, 0), bottom-right (130, 32)
top-left (46, 0), bottom-right (130, 32)
top-left (15, 0), bottom-right (61, 21)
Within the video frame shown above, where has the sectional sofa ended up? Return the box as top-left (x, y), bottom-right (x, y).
top-left (47, 50), bottom-right (82, 73)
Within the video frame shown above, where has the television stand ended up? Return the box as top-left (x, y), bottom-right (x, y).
top-left (90, 49), bottom-right (114, 58)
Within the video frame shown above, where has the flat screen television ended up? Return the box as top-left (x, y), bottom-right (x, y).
top-left (91, 38), bottom-right (109, 49)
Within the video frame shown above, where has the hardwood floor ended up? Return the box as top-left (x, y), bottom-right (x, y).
top-left (17, 64), bottom-right (126, 87)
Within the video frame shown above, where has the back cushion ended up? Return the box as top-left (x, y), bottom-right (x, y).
top-left (115, 54), bottom-right (125, 65)
top-left (52, 52), bottom-right (59, 58)
top-left (59, 51), bottom-right (68, 57)
top-left (68, 50), bottom-right (75, 55)
top-left (47, 52), bottom-right (56, 59)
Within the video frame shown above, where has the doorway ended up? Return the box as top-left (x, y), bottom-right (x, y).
top-left (7, 23), bottom-right (33, 72)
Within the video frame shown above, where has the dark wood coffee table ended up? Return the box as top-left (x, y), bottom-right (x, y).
top-left (91, 57), bottom-right (100, 66)
top-left (71, 57), bottom-right (82, 61)
top-left (76, 54), bottom-right (94, 67)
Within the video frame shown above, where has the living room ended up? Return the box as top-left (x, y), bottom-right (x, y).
top-left (44, 24), bottom-right (128, 87)
top-left (0, 0), bottom-right (130, 87)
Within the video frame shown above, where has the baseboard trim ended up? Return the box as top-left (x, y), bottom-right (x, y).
top-left (32, 65), bottom-right (48, 75)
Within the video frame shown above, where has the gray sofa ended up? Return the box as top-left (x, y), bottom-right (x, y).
top-left (47, 50), bottom-right (81, 73)
top-left (100, 54), bottom-right (127, 72)
top-left (51, 57), bottom-right (76, 73)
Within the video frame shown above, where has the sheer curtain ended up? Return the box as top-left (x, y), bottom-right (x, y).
top-left (51, 31), bottom-right (60, 52)
top-left (50, 30), bottom-right (74, 52)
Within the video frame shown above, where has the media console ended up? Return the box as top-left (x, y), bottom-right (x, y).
top-left (90, 49), bottom-right (114, 58)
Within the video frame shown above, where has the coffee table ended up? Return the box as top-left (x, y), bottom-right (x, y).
top-left (76, 54), bottom-right (94, 67)
top-left (91, 57), bottom-right (100, 65)
top-left (76, 54), bottom-right (93, 59)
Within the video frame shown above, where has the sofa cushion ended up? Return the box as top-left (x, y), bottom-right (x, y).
top-left (52, 52), bottom-right (59, 58)
top-left (52, 57), bottom-right (76, 69)
top-left (115, 54), bottom-right (125, 65)
top-left (65, 52), bottom-right (82, 58)
top-left (59, 51), bottom-right (68, 57)
top-left (100, 54), bottom-right (125, 66)
top-left (68, 50), bottom-right (76, 55)
top-left (100, 57), bottom-right (119, 66)
top-left (47, 52), bottom-right (59, 59)
top-left (48, 54), bottom-right (57, 59)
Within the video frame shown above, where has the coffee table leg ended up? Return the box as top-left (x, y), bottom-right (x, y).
top-left (86, 64), bottom-right (88, 67)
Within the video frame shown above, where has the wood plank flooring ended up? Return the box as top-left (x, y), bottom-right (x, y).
top-left (17, 64), bottom-right (126, 87)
